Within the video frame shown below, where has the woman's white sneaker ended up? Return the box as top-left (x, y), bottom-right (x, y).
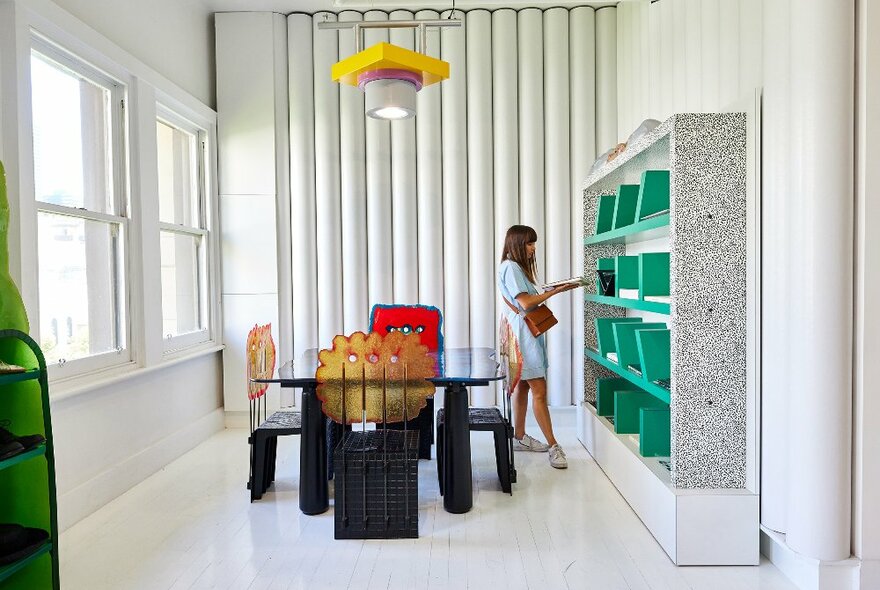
top-left (548, 444), bottom-right (568, 469)
top-left (513, 433), bottom-right (550, 452)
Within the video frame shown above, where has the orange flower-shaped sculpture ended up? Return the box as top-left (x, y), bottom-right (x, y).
top-left (316, 331), bottom-right (436, 424)
top-left (246, 323), bottom-right (276, 401)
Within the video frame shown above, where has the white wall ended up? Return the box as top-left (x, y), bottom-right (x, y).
top-left (0, 0), bottom-right (225, 530)
top-left (613, 0), bottom-right (762, 146)
top-left (34, 0), bottom-right (216, 107)
top-left (283, 8), bottom-right (597, 406)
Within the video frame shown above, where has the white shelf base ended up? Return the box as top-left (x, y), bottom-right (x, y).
top-left (578, 402), bottom-right (760, 565)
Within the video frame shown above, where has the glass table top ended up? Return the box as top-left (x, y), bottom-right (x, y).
top-left (258, 347), bottom-right (505, 386)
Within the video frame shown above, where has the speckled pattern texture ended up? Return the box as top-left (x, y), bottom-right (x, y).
top-left (582, 192), bottom-right (625, 402)
top-left (582, 113), bottom-right (748, 490)
top-left (669, 113), bottom-right (747, 489)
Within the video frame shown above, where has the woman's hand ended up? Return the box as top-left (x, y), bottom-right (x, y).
top-left (547, 283), bottom-right (580, 295)
top-left (515, 282), bottom-right (580, 310)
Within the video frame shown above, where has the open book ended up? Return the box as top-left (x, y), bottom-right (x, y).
top-left (540, 276), bottom-right (586, 291)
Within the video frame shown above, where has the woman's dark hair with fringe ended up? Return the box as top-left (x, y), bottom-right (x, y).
top-left (500, 225), bottom-right (539, 284)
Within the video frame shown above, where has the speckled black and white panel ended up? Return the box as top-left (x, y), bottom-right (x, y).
top-left (582, 189), bottom-right (625, 403)
top-left (581, 113), bottom-right (748, 491)
top-left (669, 113), bottom-right (747, 490)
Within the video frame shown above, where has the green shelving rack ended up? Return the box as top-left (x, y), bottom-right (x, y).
top-left (0, 329), bottom-right (59, 590)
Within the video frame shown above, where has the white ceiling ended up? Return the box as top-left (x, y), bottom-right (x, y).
top-left (202, 0), bottom-right (615, 15)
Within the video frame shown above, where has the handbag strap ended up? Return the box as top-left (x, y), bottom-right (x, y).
top-left (501, 295), bottom-right (523, 316)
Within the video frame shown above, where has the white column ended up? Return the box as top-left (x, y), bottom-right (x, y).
top-left (719, 0), bottom-right (740, 106)
top-left (517, 9), bottom-right (545, 277)
top-left (493, 8), bottom-right (519, 267)
top-left (312, 12), bottom-right (342, 346)
top-left (595, 6), bottom-right (617, 154)
top-left (415, 9), bottom-right (444, 312)
top-left (465, 9), bottom-right (494, 406)
top-left (615, 3), bottom-right (630, 140)
top-left (684, 0), bottom-right (702, 112)
top-left (543, 7), bottom-right (571, 407)
top-left (786, 0), bottom-right (853, 561)
top-left (364, 11), bottom-right (393, 310)
top-left (390, 10), bottom-right (419, 305)
top-left (854, 0), bottom-right (880, 568)
top-left (338, 11), bottom-right (368, 334)
top-left (288, 14), bottom-right (318, 359)
top-left (570, 6), bottom-right (596, 406)
top-left (440, 9), bottom-right (469, 348)
top-left (759, 0), bottom-right (790, 535)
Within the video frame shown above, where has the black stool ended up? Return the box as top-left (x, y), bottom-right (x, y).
top-left (436, 407), bottom-right (515, 495)
top-left (248, 410), bottom-right (301, 501)
top-left (385, 399), bottom-right (434, 460)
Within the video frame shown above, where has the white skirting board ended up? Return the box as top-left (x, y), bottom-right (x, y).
top-left (760, 528), bottom-right (864, 590)
top-left (577, 402), bottom-right (759, 565)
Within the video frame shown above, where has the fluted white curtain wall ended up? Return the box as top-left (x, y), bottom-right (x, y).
top-left (287, 8), bottom-right (598, 406)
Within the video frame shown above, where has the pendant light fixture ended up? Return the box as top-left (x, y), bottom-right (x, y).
top-left (319, 19), bottom-right (461, 120)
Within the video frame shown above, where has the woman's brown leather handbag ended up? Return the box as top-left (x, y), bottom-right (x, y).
top-left (503, 297), bottom-right (558, 337)
top-left (523, 304), bottom-right (558, 337)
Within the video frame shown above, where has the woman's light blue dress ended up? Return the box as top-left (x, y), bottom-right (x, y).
top-left (498, 259), bottom-right (548, 380)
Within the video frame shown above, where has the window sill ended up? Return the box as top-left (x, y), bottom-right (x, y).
top-left (49, 343), bottom-right (225, 404)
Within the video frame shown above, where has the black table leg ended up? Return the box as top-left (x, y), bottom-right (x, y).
top-left (300, 385), bottom-right (328, 515)
top-left (443, 383), bottom-right (473, 513)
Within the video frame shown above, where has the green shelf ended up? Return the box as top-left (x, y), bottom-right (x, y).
top-left (0, 542), bottom-right (52, 584)
top-left (585, 293), bottom-right (670, 314)
top-left (0, 369), bottom-right (40, 386)
top-left (585, 347), bottom-right (670, 404)
top-left (584, 213), bottom-right (670, 245)
top-left (0, 444), bottom-right (46, 473)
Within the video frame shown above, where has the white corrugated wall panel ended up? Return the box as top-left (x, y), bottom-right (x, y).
top-left (719, 0), bottom-right (740, 106)
top-left (390, 10), bottom-right (419, 306)
top-left (466, 9), bottom-right (495, 406)
top-left (338, 10), bottom-right (368, 334)
top-left (570, 6), bottom-right (596, 407)
top-left (287, 14), bottom-right (318, 358)
top-left (364, 11), bottom-right (393, 311)
top-left (440, 9), bottom-right (470, 348)
top-left (671, 0), bottom-right (688, 114)
top-left (415, 9), bottom-right (444, 312)
top-left (312, 12), bottom-right (342, 346)
top-left (596, 7), bottom-right (618, 153)
top-left (543, 7), bottom-right (572, 406)
top-left (685, 1), bottom-right (702, 112)
top-left (518, 9), bottom-right (545, 277)
top-left (701, 0), bottom-right (721, 109)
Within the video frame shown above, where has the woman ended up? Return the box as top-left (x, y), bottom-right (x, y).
top-left (498, 225), bottom-right (578, 469)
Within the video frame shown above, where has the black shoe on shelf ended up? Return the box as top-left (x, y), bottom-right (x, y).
top-left (0, 420), bottom-right (45, 453)
top-left (0, 524), bottom-right (49, 566)
top-left (0, 440), bottom-right (25, 461)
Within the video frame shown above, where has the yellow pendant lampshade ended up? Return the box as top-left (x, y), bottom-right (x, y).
top-left (321, 19), bottom-right (460, 120)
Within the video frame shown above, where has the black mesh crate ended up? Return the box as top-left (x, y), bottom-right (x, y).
top-left (333, 429), bottom-right (419, 539)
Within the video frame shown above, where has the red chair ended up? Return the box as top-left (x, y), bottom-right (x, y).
top-left (369, 304), bottom-right (442, 459)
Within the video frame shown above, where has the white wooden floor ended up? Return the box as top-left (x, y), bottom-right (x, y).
top-left (59, 410), bottom-right (797, 590)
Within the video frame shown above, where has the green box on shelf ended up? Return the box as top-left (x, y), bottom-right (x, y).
top-left (614, 256), bottom-right (639, 296)
top-left (596, 377), bottom-right (632, 416)
top-left (638, 252), bottom-right (670, 300)
top-left (596, 257), bottom-right (615, 294)
top-left (614, 390), bottom-right (668, 434)
top-left (611, 184), bottom-right (640, 230)
top-left (595, 317), bottom-right (643, 358)
top-left (613, 322), bottom-right (668, 371)
top-left (636, 169), bottom-right (670, 221)
top-left (640, 406), bottom-right (671, 456)
top-left (594, 195), bottom-right (616, 234)
top-left (636, 329), bottom-right (671, 382)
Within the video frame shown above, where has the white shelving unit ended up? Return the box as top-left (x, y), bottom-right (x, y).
top-left (577, 112), bottom-right (760, 565)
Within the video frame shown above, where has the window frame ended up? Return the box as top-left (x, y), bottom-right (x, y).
top-left (29, 35), bottom-right (133, 380)
top-left (155, 106), bottom-right (212, 354)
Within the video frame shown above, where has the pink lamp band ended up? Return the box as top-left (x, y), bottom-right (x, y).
top-left (357, 68), bottom-right (423, 92)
